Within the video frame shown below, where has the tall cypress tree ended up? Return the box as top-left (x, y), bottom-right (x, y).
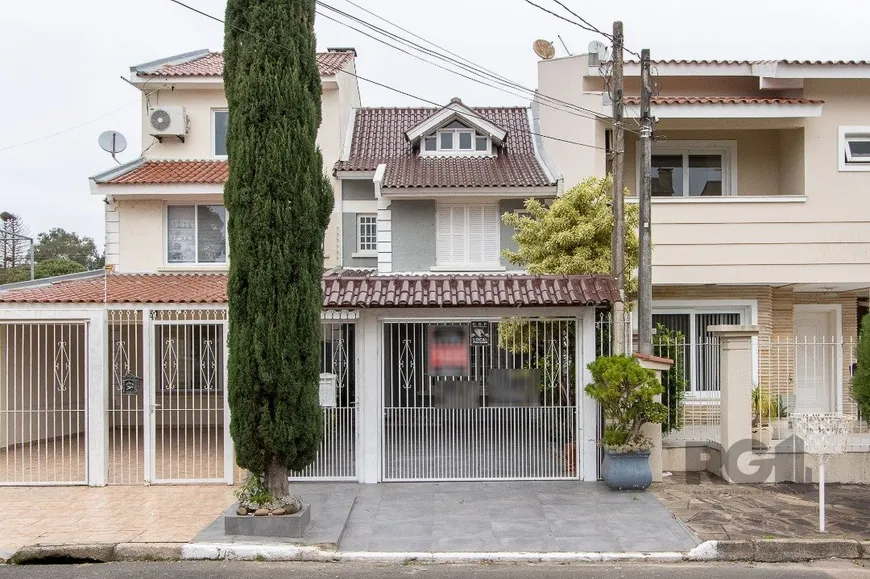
top-left (223, 0), bottom-right (332, 497)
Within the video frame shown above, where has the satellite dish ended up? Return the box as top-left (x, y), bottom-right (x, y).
top-left (533, 39), bottom-right (556, 60)
top-left (98, 130), bottom-right (127, 165)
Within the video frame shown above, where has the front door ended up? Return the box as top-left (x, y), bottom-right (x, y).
top-left (793, 307), bottom-right (836, 414)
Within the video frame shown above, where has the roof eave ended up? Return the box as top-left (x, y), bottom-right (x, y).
top-left (404, 101), bottom-right (508, 145)
top-left (625, 102), bottom-right (825, 119)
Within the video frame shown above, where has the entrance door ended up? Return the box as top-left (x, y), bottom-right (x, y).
top-left (793, 307), bottom-right (837, 414)
top-left (150, 320), bottom-right (228, 483)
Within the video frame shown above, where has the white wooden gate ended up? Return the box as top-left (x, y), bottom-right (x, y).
top-left (0, 321), bottom-right (88, 485)
top-left (381, 318), bottom-right (579, 481)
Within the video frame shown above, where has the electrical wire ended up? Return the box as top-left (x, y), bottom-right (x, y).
top-left (166, 0), bottom-right (610, 151)
top-left (320, 0), bottom-right (617, 127)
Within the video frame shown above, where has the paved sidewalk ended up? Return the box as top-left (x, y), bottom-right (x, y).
top-left (652, 471), bottom-right (870, 540)
top-left (339, 481), bottom-right (698, 552)
top-left (0, 485), bottom-right (237, 555)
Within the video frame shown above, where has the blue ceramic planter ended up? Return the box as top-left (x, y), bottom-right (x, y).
top-left (602, 449), bottom-right (652, 490)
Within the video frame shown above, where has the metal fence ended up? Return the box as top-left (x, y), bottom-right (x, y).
top-left (0, 321), bottom-right (88, 485)
top-left (382, 318), bottom-right (578, 481)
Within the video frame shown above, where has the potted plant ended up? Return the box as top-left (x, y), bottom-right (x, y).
top-left (771, 394), bottom-right (791, 440)
top-left (585, 355), bottom-right (667, 490)
top-left (752, 386), bottom-right (779, 449)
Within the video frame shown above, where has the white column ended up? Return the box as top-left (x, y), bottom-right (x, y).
top-left (141, 308), bottom-right (154, 484)
top-left (633, 354), bottom-right (674, 483)
top-left (376, 200), bottom-right (392, 274)
top-left (87, 310), bottom-right (107, 486)
top-left (710, 324), bottom-right (759, 483)
top-left (357, 311), bottom-right (381, 483)
top-left (579, 308), bottom-right (598, 481)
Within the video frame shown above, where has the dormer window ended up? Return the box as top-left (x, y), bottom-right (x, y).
top-left (422, 121), bottom-right (491, 155)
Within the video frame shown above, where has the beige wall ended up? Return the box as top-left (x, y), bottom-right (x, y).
top-left (538, 58), bottom-right (870, 286)
top-left (115, 61), bottom-right (361, 272)
top-left (624, 129), bottom-right (790, 197)
top-left (536, 56), bottom-right (607, 191)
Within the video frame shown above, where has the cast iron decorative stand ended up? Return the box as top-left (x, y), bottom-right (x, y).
top-left (791, 413), bottom-right (853, 532)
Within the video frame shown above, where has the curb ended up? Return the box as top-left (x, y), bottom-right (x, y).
top-left (5, 543), bottom-right (183, 565)
top-left (689, 540), bottom-right (868, 562)
top-left (4, 539), bottom-right (870, 564)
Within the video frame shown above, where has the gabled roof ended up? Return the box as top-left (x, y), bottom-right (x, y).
top-left (335, 105), bottom-right (555, 190)
top-left (93, 159), bottom-right (228, 185)
top-left (131, 49), bottom-right (355, 78)
top-left (0, 272), bottom-right (620, 308)
top-left (404, 98), bottom-right (508, 146)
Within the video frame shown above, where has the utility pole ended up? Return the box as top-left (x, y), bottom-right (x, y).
top-left (610, 21), bottom-right (626, 355)
top-left (638, 48), bottom-right (653, 355)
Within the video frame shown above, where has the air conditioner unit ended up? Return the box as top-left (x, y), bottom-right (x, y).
top-left (148, 106), bottom-right (189, 141)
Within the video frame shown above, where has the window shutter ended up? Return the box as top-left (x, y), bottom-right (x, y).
top-left (467, 206), bottom-right (484, 264)
top-left (436, 205), bottom-right (453, 266)
top-left (451, 205), bottom-right (467, 264)
top-left (483, 205), bottom-right (500, 264)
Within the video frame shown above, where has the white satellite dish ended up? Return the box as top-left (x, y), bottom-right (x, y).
top-left (98, 130), bottom-right (128, 164)
top-left (588, 40), bottom-right (607, 66)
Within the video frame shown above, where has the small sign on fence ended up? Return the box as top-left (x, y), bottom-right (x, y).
top-left (428, 325), bottom-right (470, 376)
top-left (470, 321), bottom-right (491, 346)
top-left (120, 373), bottom-right (141, 396)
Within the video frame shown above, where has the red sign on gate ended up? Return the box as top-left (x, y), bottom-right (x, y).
top-left (427, 325), bottom-right (470, 377)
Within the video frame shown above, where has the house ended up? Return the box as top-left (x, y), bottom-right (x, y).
top-left (0, 50), bottom-right (620, 486)
top-left (537, 55), bottom-right (870, 466)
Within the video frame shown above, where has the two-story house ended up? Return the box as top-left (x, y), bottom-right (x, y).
top-left (0, 52), bottom-right (620, 486)
top-left (538, 55), bottom-right (870, 447)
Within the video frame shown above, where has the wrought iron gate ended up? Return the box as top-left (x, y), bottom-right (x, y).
top-left (151, 310), bottom-right (228, 483)
top-left (381, 318), bottom-right (578, 481)
top-left (0, 322), bottom-right (88, 485)
top-left (289, 320), bottom-right (357, 480)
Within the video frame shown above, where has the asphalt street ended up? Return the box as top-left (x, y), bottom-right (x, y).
top-left (1, 561), bottom-right (870, 579)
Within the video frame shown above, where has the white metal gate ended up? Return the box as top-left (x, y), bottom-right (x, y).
top-left (289, 319), bottom-right (357, 480)
top-left (151, 310), bottom-right (228, 483)
top-left (107, 309), bottom-right (230, 485)
top-left (0, 322), bottom-right (88, 485)
top-left (381, 318), bottom-right (578, 481)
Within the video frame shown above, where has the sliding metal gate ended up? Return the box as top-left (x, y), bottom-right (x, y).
top-left (0, 322), bottom-right (88, 485)
top-left (382, 318), bottom-right (578, 481)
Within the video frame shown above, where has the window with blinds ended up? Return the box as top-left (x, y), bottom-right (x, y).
top-left (652, 310), bottom-right (742, 394)
top-left (435, 204), bottom-right (500, 267)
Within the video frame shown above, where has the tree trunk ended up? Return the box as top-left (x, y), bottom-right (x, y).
top-left (265, 458), bottom-right (290, 499)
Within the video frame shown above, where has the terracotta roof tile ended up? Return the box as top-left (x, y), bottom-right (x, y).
top-left (623, 96), bottom-right (824, 105)
top-left (0, 272), bottom-right (620, 308)
top-left (321, 271), bottom-right (619, 308)
top-left (0, 274), bottom-right (227, 304)
top-left (102, 160), bottom-right (228, 185)
top-left (335, 107), bottom-right (554, 189)
top-left (622, 59), bottom-right (870, 66)
top-left (136, 51), bottom-right (354, 77)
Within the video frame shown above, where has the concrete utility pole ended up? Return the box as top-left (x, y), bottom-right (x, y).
top-left (637, 49), bottom-right (653, 355)
top-left (610, 21), bottom-right (626, 356)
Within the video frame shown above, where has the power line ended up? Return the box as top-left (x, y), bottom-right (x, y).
top-left (166, 0), bottom-right (609, 151)
top-left (316, 1), bottom-right (619, 128)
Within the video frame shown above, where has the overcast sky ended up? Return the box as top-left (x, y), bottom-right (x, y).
top-left (1, 0), bottom-right (867, 249)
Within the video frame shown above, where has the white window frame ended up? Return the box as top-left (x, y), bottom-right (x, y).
top-left (433, 202), bottom-right (503, 271)
top-left (638, 140), bottom-right (738, 197)
top-left (839, 126), bottom-right (870, 172)
top-left (421, 128), bottom-right (492, 157)
top-left (212, 109), bottom-right (229, 159)
top-left (164, 203), bottom-right (229, 266)
top-left (356, 213), bottom-right (378, 255)
top-left (649, 300), bottom-right (757, 399)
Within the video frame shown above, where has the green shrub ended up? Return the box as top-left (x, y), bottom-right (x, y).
top-left (584, 355), bottom-right (667, 452)
top-left (852, 313), bottom-right (870, 425)
top-left (653, 323), bottom-right (686, 435)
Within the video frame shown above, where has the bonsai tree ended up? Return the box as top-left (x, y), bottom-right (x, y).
top-left (224, 0), bottom-right (333, 499)
top-left (585, 355), bottom-right (667, 453)
top-left (853, 313), bottom-right (870, 426)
